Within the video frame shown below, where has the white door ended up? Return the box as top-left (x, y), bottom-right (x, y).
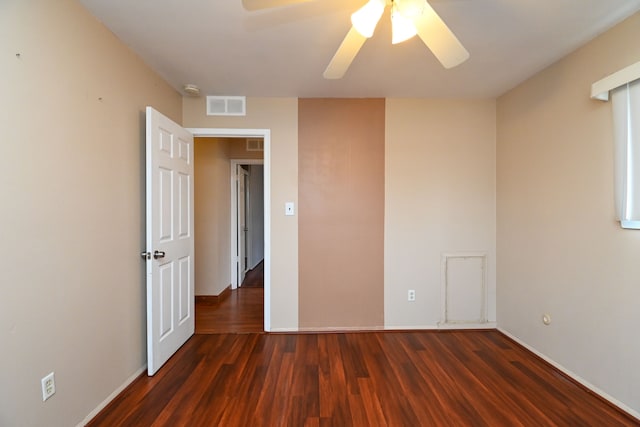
top-left (237, 166), bottom-right (249, 285)
top-left (144, 107), bottom-right (194, 375)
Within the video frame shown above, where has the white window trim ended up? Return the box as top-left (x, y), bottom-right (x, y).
top-left (591, 61), bottom-right (640, 101)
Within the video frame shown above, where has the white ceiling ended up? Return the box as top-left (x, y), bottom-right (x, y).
top-left (79, 0), bottom-right (640, 98)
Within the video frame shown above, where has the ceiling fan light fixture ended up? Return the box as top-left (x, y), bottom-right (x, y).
top-left (351, 0), bottom-right (385, 38)
top-left (391, 3), bottom-right (417, 44)
top-left (396, 0), bottom-right (426, 18)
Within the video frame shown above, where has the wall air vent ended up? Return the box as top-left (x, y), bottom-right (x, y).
top-left (206, 96), bottom-right (246, 116)
top-left (246, 138), bottom-right (264, 151)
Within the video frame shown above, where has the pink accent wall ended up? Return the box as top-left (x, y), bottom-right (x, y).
top-left (298, 98), bottom-right (385, 328)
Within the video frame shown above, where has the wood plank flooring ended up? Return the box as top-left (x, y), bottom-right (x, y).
top-left (240, 260), bottom-right (264, 288)
top-left (88, 329), bottom-right (639, 426)
top-left (89, 263), bottom-right (638, 426)
top-left (196, 286), bottom-right (264, 334)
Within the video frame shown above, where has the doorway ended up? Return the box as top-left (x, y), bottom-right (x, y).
top-left (189, 128), bottom-right (271, 331)
top-left (231, 160), bottom-right (264, 289)
top-left (238, 165), bottom-right (249, 284)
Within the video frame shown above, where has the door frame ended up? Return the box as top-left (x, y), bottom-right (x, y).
top-left (231, 159), bottom-right (264, 290)
top-left (188, 128), bottom-right (271, 332)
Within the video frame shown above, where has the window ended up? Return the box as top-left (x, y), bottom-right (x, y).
top-left (591, 62), bottom-right (640, 229)
top-left (612, 79), bottom-right (640, 229)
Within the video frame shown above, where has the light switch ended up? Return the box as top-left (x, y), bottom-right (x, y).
top-left (285, 202), bottom-right (295, 216)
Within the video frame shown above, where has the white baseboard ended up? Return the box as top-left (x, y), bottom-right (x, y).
top-left (384, 325), bottom-right (439, 331)
top-left (295, 326), bottom-right (386, 333)
top-left (381, 322), bottom-right (497, 331)
top-left (438, 321), bottom-right (497, 330)
top-left (271, 324), bottom-right (499, 333)
top-left (76, 366), bottom-right (147, 427)
top-left (498, 328), bottom-right (640, 421)
top-left (268, 327), bottom-right (300, 333)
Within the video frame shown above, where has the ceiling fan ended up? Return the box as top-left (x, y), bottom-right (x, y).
top-left (242, 0), bottom-right (469, 79)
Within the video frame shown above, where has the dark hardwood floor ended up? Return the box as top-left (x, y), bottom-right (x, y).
top-left (89, 262), bottom-right (638, 426)
top-left (196, 286), bottom-right (264, 334)
top-left (89, 331), bottom-right (640, 427)
top-left (88, 329), bottom-right (639, 426)
top-left (195, 261), bottom-right (265, 334)
top-left (240, 260), bottom-right (264, 288)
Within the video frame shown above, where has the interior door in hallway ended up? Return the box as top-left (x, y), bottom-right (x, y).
top-left (237, 165), bottom-right (249, 285)
top-left (144, 107), bottom-right (195, 375)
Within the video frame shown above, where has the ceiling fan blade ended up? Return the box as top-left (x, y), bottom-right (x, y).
top-left (242, 0), bottom-right (313, 11)
top-left (413, 2), bottom-right (469, 68)
top-left (323, 27), bottom-right (367, 79)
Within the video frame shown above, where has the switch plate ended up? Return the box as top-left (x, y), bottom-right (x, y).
top-left (285, 202), bottom-right (295, 216)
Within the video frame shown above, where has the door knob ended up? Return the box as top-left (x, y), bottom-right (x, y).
top-left (153, 250), bottom-right (166, 259)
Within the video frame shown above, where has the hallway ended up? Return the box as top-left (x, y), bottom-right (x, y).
top-left (195, 262), bottom-right (264, 334)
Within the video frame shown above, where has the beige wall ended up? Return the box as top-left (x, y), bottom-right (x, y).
top-left (0, 0), bottom-right (182, 425)
top-left (187, 97), bottom-right (498, 333)
top-left (384, 99), bottom-right (497, 328)
top-left (298, 99), bottom-right (385, 329)
top-left (497, 13), bottom-right (640, 415)
top-left (194, 138), bottom-right (232, 296)
top-left (183, 97), bottom-right (299, 331)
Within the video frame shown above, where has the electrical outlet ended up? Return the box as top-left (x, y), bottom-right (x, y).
top-left (41, 372), bottom-right (55, 401)
top-left (408, 289), bottom-right (416, 302)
